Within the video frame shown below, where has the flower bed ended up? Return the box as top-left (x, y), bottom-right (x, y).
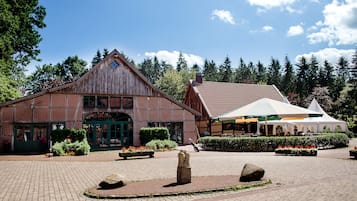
top-left (118, 146), bottom-right (154, 160)
top-left (275, 145), bottom-right (318, 156)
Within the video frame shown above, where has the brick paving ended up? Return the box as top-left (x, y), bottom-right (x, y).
top-left (0, 139), bottom-right (356, 201)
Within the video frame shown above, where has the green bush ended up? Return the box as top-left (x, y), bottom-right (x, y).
top-left (51, 128), bottom-right (87, 143)
top-left (146, 140), bottom-right (177, 151)
top-left (52, 142), bottom-right (65, 156)
top-left (139, 127), bottom-right (170, 145)
top-left (198, 133), bottom-right (349, 152)
top-left (51, 140), bottom-right (91, 156)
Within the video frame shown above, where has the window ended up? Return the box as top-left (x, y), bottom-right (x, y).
top-left (110, 97), bottom-right (121, 108)
top-left (111, 60), bottom-right (120, 68)
top-left (122, 97), bottom-right (133, 109)
top-left (148, 122), bottom-right (183, 145)
top-left (83, 96), bottom-right (95, 108)
top-left (97, 96), bottom-right (108, 108)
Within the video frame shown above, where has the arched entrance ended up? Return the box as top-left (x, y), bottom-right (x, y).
top-left (83, 112), bottom-right (133, 149)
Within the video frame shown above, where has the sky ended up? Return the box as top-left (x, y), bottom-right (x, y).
top-left (29, 0), bottom-right (357, 74)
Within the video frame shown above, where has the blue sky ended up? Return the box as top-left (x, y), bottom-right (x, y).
top-left (29, 0), bottom-right (357, 74)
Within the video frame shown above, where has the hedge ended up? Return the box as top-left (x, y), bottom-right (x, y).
top-left (51, 128), bottom-right (87, 143)
top-left (52, 140), bottom-right (91, 156)
top-left (139, 127), bottom-right (170, 145)
top-left (198, 133), bottom-right (349, 152)
top-left (145, 140), bottom-right (177, 151)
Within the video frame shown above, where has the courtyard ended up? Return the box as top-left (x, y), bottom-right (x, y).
top-left (0, 139), bottom-right (356, 201)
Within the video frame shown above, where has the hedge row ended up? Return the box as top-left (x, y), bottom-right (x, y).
top-left (198, 133), bottom-right (349, 152)
top-left (139, 127), bottom-right (170, 145)
top-left (51, 129), bottom-right (87, 143)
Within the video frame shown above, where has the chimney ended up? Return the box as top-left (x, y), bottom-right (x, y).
top-left (195, 73), bottom-right (203, 84)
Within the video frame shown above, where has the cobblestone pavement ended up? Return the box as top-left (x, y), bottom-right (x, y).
top-left (0, 139), bottom-right (356, 201)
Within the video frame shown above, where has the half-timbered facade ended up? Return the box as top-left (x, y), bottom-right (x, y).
top-left (0, 50), bottom-right (199, 153)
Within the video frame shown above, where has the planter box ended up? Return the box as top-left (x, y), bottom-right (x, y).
top-left (118, 151), bottom-right (154, 160)
top-left (349, 150), bottom-right (357, 159)
top-left (275, 148), bottom-right (318, 156)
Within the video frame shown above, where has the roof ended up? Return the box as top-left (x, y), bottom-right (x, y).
top-left (307, 98), bottom-right (344, 123)
top-left (192, 81), bottom-right (285, 118)
top-left (0, 50), bottom-right (201, 116)
top-left (217, 98), bottom-right (321, 120)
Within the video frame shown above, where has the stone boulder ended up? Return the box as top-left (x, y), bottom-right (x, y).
top-left (99, 174), bottom-right (126, 189)
top-left (239, 163), bottom-right (265, 182)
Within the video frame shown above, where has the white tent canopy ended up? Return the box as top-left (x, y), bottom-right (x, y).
top-left (258, 99), bottom-right (347, 134)
top-left (216, 98), bottom-right (321, 120)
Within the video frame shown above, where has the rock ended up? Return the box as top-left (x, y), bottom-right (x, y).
top-left (99, 174), bottom-right (126, 189)
top-left (239, 163), bottom-right (265, 182)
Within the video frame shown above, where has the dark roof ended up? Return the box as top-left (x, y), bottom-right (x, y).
top-left (192, 81), bottom-right (285, 118)
top-left (0, 50), bottom-right (201, 116)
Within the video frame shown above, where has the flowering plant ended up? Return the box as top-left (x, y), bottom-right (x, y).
top-left (119, 146), bottom-right (154, 153)
top-left (275, 145), bottom-right (318, 156)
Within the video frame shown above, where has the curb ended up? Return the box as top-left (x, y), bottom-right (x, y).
top-left (84, 177), bottom-right (271, 199)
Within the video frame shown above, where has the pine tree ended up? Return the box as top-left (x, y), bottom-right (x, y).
top-left (176, 52), bottom-right (188, 72)
top-left (139, 58), bottom-right (154, 83)
top-left (296, 56), bottom-right (309, 104)
top-left (91, 50), bottom-right (102, 67)
top-left (152, 56), bottom-right (161, 84)
top-left (256, 61), bottom-right (267, 84)
top-left (218, 56), bottom-right (232, 82)
top-left (103, 48), bottom-right (109, 58)
top-left (202, 59), bottom-right (217, 81)
top-left (267, 58), bottom-right (281, 89)
top-left (282, 56), bottom-right (295, 95)
top-left (307, 55), bottom-right (319, 93)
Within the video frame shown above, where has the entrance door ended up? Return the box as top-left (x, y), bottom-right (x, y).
top-left (83, 112), bottom-right (133, 150)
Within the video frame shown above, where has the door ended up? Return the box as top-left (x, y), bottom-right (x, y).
top-left (14, 124), bottom-right (49, 153)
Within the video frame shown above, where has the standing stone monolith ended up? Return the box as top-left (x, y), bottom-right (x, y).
top-left (177, 150), bottom-right (191, 184)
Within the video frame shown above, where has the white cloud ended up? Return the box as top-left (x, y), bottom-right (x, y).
top-left (211, 9), bottom-right (235, 25)
top-left (263, 25), bottom-right (274, 31)
top-left (247, 0), bottom-right (298, 12)
top-left (295, 48), bottom-right (355, 65)
top-left (144, 50), bottom-right (204, 68)
top-left (307, 0), bottom-right (357, 46)
top-left (287, 25), bottom-right (304, 36)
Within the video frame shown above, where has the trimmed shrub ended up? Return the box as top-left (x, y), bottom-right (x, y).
top-left (51, 128), bottom-right (90, 156)
top-left (145, 140), bottom-right (177, 151)
top-left (52, 140), bottom-right (91, 156)
top-left (51, 128), bottom-right (87, 143)
top-left (139, 127), bottom-right (170, 145)
top-left (198, 133), bottom-right (349, 152)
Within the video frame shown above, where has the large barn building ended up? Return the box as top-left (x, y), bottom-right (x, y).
top-left (0, 50), bottom-right (200, 153)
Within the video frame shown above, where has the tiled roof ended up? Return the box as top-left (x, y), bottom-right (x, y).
top-left (193, 81), bottom-right (285, 118)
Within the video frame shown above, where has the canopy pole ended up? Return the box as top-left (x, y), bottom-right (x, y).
top-left (265, 116), bottom-right (268, 136)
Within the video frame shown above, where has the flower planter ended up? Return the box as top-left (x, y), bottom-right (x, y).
top-left (118, 151), bottom-right (154, 160)
top-left (275, 147), bottom-right (317, 156)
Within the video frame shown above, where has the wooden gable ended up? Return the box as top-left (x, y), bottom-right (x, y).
top-left (61, 50), bottom-right (158, 96)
